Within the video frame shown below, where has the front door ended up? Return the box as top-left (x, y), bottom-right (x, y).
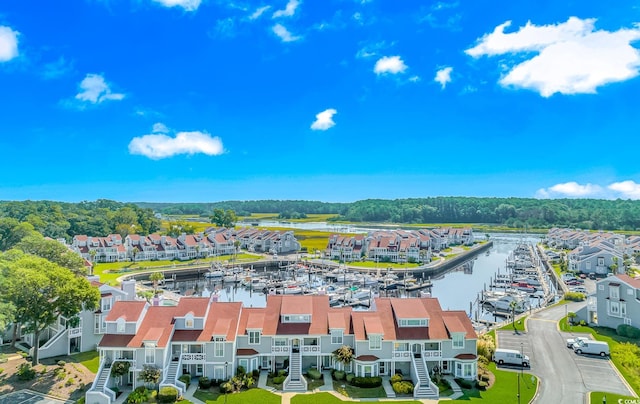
top-left (292, 338), bottom-right (300, 352)
top-left (412, 343), bottom-right (422, 357)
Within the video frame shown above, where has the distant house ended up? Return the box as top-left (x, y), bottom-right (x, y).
top-left (568, 240), bottom-right (623, 275)
top-left (592, 274), bottom-right (640, 330)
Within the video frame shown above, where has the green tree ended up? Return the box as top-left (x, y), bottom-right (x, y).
top-left (0, 218), bottom-right (35, 251)
top-left (210, 209), bottom-right (237, 228)
top-left (139, 365), bottom-right (161, 389)
top-left (16, 233), bottom-right (86, 275)
top-left (0, 252), bottom-right (100, 365)
top-left (149, 272), bottom-right (164, 295)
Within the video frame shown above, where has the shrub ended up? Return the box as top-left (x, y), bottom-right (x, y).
top-left (110, 361), bottom-right (131, 377)
top-left (252, 369), bottom-right (260, 378)
top-left (477, 380), bottom-right (488, 390)
top-left (352, 376), bottom-right (382, 388)
top-left (0, 368), bottom-right (4, 374)
top-left (198, 376), bottom-right (211, 389)
top-left (277, 369), bottom-right (287, 377)
top-left (455, 378), bottom-right (474, 389)
top-left (236, 365), bottom-right (246, 376)
top-left (390, 374), bottom-right (403, 384)
top-left (54, 367), bottom-right (66, 379)
top-left (345, 373), bottom-right (355, 383)
top-left (333, 370), bottom-right (345, 380)
top-left (564, 291), bottom-right (586, 302)
top-left (391, 381), bottom-right (414, 394)
top-left (617, 324), bottom-right (640, 339)
top-left (272, 375), bottom-right (286, 384)
top-left (57, 360), bottom-right (66, 367)
top-left (157, 386), bottom-right (179, 403)
top-left (17, 363), bottom-right (36, 381)
top-left (65, 377), bottom-right (75, 386)
top-left (126, 387), bottom-right (148, 404)
top-left (307, 368), bottom-right (322, 380)
top-left (477, 334), bottom-right (496, 362)
top-left (178, 374), bottom-right (191, 387)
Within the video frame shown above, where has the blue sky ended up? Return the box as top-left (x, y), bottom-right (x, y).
top-left (2, 0), bottom-right (640, 202)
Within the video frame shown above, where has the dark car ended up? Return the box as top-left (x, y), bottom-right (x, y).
top-left (588, 273), bottom-right (596, 280)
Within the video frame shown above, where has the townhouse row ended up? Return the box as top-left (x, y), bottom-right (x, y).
top-left (68, 228), bottom-right (301, 263)
top-left (326, 228), bottom-right (474, 263)
top-left (86, 294), bottom-right (478, 403)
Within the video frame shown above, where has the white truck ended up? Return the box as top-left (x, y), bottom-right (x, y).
top-left (573, 340), bottom-right (610, 357)
top-left (493, 348), bottom-right (530, 367)
top-left (566, 336), bottom-right (589, 348)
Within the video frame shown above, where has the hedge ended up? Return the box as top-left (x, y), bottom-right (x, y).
top-left (351, 376), bottom-right (382, 388)
top-left (157, 386), bottom-right (178, 403)
top-left (617, 324), bottom-right (640, 339)
top-left (392, 381), bottom-right (414, 394)
top-left (273, 375), bottom-right (286, 384)
top-left (307, 368), bottom-right (322, 380)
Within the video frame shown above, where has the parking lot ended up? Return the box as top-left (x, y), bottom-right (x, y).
top-left (0, 390), bottom-right (71, 404)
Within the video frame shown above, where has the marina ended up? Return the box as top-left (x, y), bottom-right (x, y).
top-left (135, 233), bottom-right (558, 325)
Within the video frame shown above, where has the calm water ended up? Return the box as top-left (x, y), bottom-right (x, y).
top-left (160, 233), bottom-right (547, 314)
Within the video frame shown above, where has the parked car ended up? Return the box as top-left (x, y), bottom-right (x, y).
top-left (579, 273), bottom-right (587, 279)
top-left (570, 286), bottom-right (587, 294)
top-left (566, 336), bottom-right (589, 348)
top-left (588, 273), bottom-right (596, 280)
top-left (574, 340), bottom-right (610, 357)
top-left (493, 348), bottom-right (530, 367)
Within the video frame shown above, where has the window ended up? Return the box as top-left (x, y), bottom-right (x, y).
top-left (214, 337), bottom-right (225, 357)
top-left (585, 261), bottom-right (591, 270)
top-left (628, 289), bottom-right (634, 296)
top-left (369, 334), bottom-right (381, 350)
top-left (116, 318), bottom-right (125, 333)
top-left (610, 286), bottom-right (620, 300)
top-left (274, 338), bottom-right (288, 347)
top-left (452, 333), bottom-right (464, 349)
top-left (185, 314), bottom-right (194, 328)
top-left (249, 331), bottom-right (260, 345)
top-left (598, 257), bottom-right (605, 266)
top-left (102, 297), bottom-right (112, 312)
top-left (394, 342), bottom-right (409, 351)
top-left (598, 285), bottom-right (604, 291)
top-left (94, 314), bottom-right (102, 334)
top-left (609, 301), bottom-right (620, 317)
top-left (331, 329), bottom-right (343, 344)
top-left (145, 346), bottom-right (155, 364)
top-left (282, 315), bottom-right (310, 323)
top-left (399, 318), bottom-right (427, 327)
top-left (621, 303), bottom-right (627, 317)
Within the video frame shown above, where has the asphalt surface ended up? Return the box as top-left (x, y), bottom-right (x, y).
top-left (0, 390), bottom-right (71, 404)
top-left (497, 300), bottom-right (635, 403)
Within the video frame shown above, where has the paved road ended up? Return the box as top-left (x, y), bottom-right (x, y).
top-left (497, 301), bottom-right (635, 403)
top-left (0, 390), bottom-right (71, 404)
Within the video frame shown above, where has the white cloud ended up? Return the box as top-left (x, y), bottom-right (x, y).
top-left (310, 109), bottom-right (337, 131)
top-left (152, 123), bottom-right (170, 134)
top-left (129, 131), bottom-right (224, 159)
top-left (0, 26), bottom-right (19, 62)
top-left (272, 24), bottom-right (301, 42)
top-left (434, 66), bottom-right (453, 89)
top-left (250, 5), bottom-right (271, 20)
top-left (152, 0), bottom-right (201, 11)
top-left (409, 75), bottom-right (421, 82)
top-left (466, 17), bottom-right (640, 97)
top-left (272, 0), bottom-right (300, 18)
top-left (356, 40), bottom-right (394, 59)
top-left (41, 57), bottom-right (74, 79)
top-left (608, 181), bottom-right (640, 199)
top-left (536, 181), bottom-right (603, 198)
top-left (374, 56), bottom-right (408, 75)
top-left (74, 74), bottom-right (125, 104)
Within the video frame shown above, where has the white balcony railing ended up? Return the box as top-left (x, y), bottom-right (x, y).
top-left (422, 350), bottom-right (442, 359)
top-left (272, 346), bottom-right (291, 354)
top-left (302, 345), bottom-right (321, 354)
top-left (181, 353), bottom-right (206, 363)
top-left (68, 328), bottom-right (82, 338)
top-left (392, 351), bottom-right (412, 360)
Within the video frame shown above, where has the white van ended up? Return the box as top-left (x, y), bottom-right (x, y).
top-left (493, 348), bottom-right (530, 367)
top-left (573, 340), bottom-right (609, 357)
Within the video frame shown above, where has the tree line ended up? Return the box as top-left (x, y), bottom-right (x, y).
top-left (139, 197), bottom-right (640, 231)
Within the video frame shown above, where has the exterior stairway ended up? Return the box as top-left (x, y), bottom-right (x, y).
top-left (94, 365), bottom-right (112, 391)
top-left (412, 355), bottom-right (438, 399)
top-left (283, 349), bottom-right (307, 391)
top-left (163, 361), bottom-right (181, 385)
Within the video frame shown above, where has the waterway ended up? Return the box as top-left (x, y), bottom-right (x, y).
top-left (157, 232), bottom-right (549, 318)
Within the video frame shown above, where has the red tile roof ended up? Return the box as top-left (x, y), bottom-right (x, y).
top-left (616, 274), bottom-right (640, 289)
top-left (174, 297), bottom-right (210, 318)
top-left (201, 302), bottom-right (242, 342)
top-left (105, 301), bottom-right (147, 322)
top-left (128, 306), bottom-right (176, 348)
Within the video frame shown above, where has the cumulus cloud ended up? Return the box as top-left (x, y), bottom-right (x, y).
top-left (74, 74), bottom-right (125, 104)
top-left (536, 181), bottom-right (603, 198)
top-left (310, 109), bottom-right (337, 131)
top-left (608, 180), bottom-right (640, 199)
top-left (152, 122), bottom-right (170, 134)
top-left (466, 17), bottom-right (640, 97)
top-left (272, 0), bottom-right (300, 18)
top-left (434, 66), bottom-right (453, 89)
top-left (152, 0), bottom-right (201, 11)
top-left (129, 129), bottom-right (224, 159)
top-left (250, 5), bottom-right (271, 20)
top-left (0, 26), bottom-right (19, 62)
top-left (272, 24), bottom-right (301, 42)
top-left (374, 56), bottom-right (408, 75)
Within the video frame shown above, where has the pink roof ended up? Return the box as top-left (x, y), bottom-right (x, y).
top-left (174, 297), bottom-right (210, 318)
top-left (616, 274), bottom-right (640, 289)
top-left (105, 301), bottom-right (147, 322)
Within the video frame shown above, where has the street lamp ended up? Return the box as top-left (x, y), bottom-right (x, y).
top-left (224, 361), bottom-right (229, 404)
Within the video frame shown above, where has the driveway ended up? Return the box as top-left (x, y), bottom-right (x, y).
top-left (0, 390), bottom-right (72, 404)
top-left (496, 301), bottom-right (635, 403)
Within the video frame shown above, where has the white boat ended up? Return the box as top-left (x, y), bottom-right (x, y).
top-left (244, 278), bottom-right (267, 290)
top-left (223, 275), bottom-right (241, 283)
top-left (205, 270), bottom-right (224, 279)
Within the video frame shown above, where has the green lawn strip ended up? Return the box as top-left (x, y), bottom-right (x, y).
top-left (590, 391), bottom-right (639, 403)
top-left (346, 261), bottom-right (420, 269)
top-left (70, 350), bottom-right (100, 374)
top-left (450, 363), bottom-right (537, 403)
top-left (194, 388), bottom-right (280, 403)
top-left (558, 318), bottom-right (640, 395)
top-left (331, 380), bottom-right (386, 398)
top-left (291, 392), bottom-right (418, 404)
top-left (498, 315), bottom-right (528, 333)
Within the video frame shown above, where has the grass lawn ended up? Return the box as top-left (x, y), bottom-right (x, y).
top-left (194, 388), bottom-right (280, 404)
top-left (71, 350), bottom-right (100, 373)
top-left (291, 392), bottom-right (419, 404)
top-left (305, 376), bottom-right (325, 390)
top-left (499, 315), bottom-right (528, 333)
top-left (346, 261), bottom-right (420, 269)
top-left (449, 363), bottom-right (537, 403)
top-left (590, 392), bottom-right (639, 403)
top-left (331, 380), bottom-right (387, 398)
top-left (558, 318), bottom-right (640, 395)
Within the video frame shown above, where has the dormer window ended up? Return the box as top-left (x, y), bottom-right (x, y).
top-left (398, 318), bottom-right (428, 327)
top-left (248, 330), bottom-right (261, 345)
top-left (452, 333), bottom-right (465, 349)
top-left (369, 334), bottom-right (382, 350)
top-left (185, 313), bottom-right (194, 328)
top-left (282, 314), bottom-right (311, 323)
top-left (331, 329), bottom-right (343, 344)
top-left (610, 284), bottom-right (620, 300)
top-left (116, 318), bottom-right (125, 333)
